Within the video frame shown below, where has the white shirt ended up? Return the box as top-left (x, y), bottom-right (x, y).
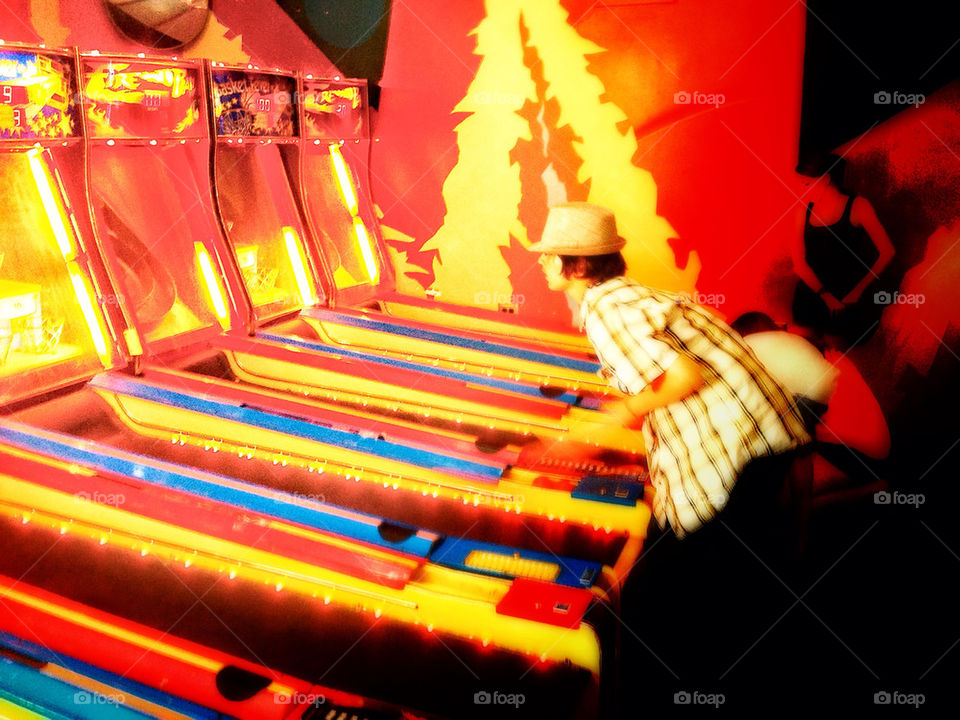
top-left (743, 331), bottom-right (838, 405)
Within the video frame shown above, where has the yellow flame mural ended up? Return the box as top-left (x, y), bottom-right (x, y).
top-left (421, 0), bottom-right (537, 308)
top-left (423, 1), bottom-right (697, 310)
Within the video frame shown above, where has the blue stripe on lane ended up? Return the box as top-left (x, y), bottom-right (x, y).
top-left (258, 332), bottom-right (585, 405)
top-left (0, 656), bottom-right (154, 720)
top-left (88, 374), bottom-right (503, 483)
top-left (0, 422), bottom-right (435, 558)
top-left (301, 307), bottom-right (601, 373)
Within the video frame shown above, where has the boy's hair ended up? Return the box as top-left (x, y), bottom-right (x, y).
top-left (730, 311), bottom-right (782, 336)
top-left (559, 252), bottom-right (626, 283)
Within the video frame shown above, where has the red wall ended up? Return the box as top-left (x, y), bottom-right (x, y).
top-left (372, 0), bottom-right (807, 325)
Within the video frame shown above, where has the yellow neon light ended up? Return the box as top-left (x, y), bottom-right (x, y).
top-left (27, 148), bottom-right (74, 259)
top-left (465, 550), bottom-right (560, 582)
top-left (195, 242), bottom-right (228, 325)
top-left (329, 143), bottom-right (357, 215)
top-left (282, 226), bottom-right (316, 307)
top-left (68, 263), bottom-right (109, 365)
top-left (352, 217), bottom-right (378, 283)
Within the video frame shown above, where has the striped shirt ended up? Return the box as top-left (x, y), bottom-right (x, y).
top-left (581, 278), bottom-right (810, 537)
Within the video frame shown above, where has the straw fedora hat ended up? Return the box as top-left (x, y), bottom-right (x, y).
top-left (528, 202), bottom-right (626, 256)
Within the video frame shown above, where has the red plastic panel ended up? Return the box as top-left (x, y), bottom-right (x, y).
top-left (495, 578), bottom-right (593, 629)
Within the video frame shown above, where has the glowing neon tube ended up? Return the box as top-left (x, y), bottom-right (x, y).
top-left (67, 262), bottom-right (109, 365)
top-left (353, 217), bottom-right (378, 283)
top-left (27, 148), bottom-right (74, 259)
top-left (194, 242), bottom-right (228, 325)
top-left (282, 226), bottom-right (316, 306)
top-left (329, 143), bottom-right (358, 215)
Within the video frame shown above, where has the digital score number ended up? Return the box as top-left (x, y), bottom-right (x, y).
top-left (1, 84), bottom-right (28, 126)
top-left (144, 90), bottom-right (163, 108)
top-left (255, 96), bottom-right (271, 113)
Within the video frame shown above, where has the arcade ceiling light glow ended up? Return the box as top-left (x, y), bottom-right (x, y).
top-left (25, 148), bottom-right (110, 364)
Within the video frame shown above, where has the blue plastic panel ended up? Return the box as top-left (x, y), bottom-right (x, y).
top-left (430, 537), bottom-right (601, 588)
top-left (571, 474), bottom-right (645, 506)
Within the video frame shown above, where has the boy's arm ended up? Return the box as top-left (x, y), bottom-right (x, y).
top-left (602, 354), bottom-right (705, 428)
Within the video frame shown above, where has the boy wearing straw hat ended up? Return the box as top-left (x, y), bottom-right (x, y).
top-left (529, 202), bottom-right (810, 540)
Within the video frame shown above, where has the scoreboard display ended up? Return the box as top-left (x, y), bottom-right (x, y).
top-left (210, 68), bottom-right (297, 138)
top-left (82, 59), bottom-right (201, 138)
top-left (0, 50), bottom-right (78, 139)
top-left (301, 77), bottom-right (365, 140)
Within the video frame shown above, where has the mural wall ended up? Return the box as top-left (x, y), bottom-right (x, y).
top-left (373, 0), bottom-right (807, 326)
